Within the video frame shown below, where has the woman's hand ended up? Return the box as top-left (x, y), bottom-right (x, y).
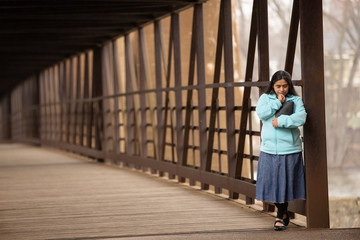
top-left (277, 94), bottom-right (286, 103)
top-left (272, 117), bottom-right (278, 128)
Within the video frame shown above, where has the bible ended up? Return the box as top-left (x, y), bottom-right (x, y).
top-left (275, 101), bottom-right (294, 117)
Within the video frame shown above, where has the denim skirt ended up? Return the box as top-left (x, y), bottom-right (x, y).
top-left (256, 151), bottom-right (306, 203)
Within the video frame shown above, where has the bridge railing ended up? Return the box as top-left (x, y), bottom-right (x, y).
top-left (0, 0), bottom-right (329, 228)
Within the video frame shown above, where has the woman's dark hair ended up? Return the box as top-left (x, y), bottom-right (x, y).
top-left (265, 70), bottom-right (298, 96)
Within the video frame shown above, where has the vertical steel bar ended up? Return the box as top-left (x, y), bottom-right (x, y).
top-left (20, 84), bottom-right (25, 139)
top-left (83, 53), bottom-right (91, 148)
top-left (257, 0), bottom-right (270, 93)
top-left (299, 0), bottom-right (330, 228)
top-left (31, 76), bottom-right (38, 140)
top-left (44, 70), bottom-right (50, 140)
top-left (65, 60), bottom-right (71, 143)
top-left (43, 70), bottom-right (47, 140)
top-left (45, 70), bottom-right (51, 140)
top-left (70, 58), bottom-right (77, 144)
top-left (285, 0), bottom-right (300, 74)
top-left (101, 44), bottom-right (114, 154)
top-left (189, 100), bottom-right (196, 186)
top-left (257, 0), bottom-right (272, 211)
top-left (59, 62), bottom-right (64, 142)
top-left (93, 47), bottom-right (103, 153)
top-left (235, 0), bottom-right (258, 195)
top-left (215, 99), bottom-right (222, 194)
top-left (195, 4), bottom-right (207, 185)
top-left (161, 19), bottom-right (174, 164)
top-left (54, 67), bottom-right (59, 141)
top-left (206, 0), bottom-right (224, 177)
top-left (182, 6), bottom-right (198, 172)
top-left (59, 62), bottom-right (66, 142)
top-left (75, 55), bottom-right (82, 145)
top-left (125, 34), bottom-right (135, 156)
top-left (246, 100), bottom-right (254, 204)
top-left (48, 68), bottom-right (55, 140)
top-left (139, 28), bottom-right (148, 159)
top-left (51, 67), bottom-right (57, 141)
top-left (223, 0), bottom-right (237, 188)
top-left (113, 42), bottom-right (121, 154)
top-left (172, 13), bottom-right (184, 166)
top-left (78, 55), bottom-right (85, 146)
top-left (154, 21), bottom-right (166, 176)
top-left (155, 20), bottom-right (164, 163)
top-left (39, 73), bottom-right (45, 141)
top-left (35, 75), bottom-right (40, 140)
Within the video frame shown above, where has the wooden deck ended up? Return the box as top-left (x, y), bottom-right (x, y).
top-left (1, 144), bottom-right (359, 240)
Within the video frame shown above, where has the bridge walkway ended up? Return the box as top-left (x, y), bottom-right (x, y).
top-left (1, 144), bottom-right (359, 240)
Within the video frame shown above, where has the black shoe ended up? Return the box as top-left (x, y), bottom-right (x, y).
top-left (274, 220), bottom-right (286, 231)
top-left (283, 211), bottom-right (290, 226)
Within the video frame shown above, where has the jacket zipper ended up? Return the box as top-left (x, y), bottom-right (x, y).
top-left (275, 128), bottom-right (278, 154)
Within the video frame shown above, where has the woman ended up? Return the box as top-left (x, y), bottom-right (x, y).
top-left (255, 70), bottom-right (307, 231)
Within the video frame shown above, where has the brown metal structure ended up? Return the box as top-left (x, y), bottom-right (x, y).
top-left (0, 0), bottom-right (329, 228)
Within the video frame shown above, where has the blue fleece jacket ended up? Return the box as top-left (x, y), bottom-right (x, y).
top-left (256, 93), bottom-right (307, 155)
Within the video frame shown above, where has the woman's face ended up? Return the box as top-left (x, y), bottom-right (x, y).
top-left (274, 79), bottom-right (289, 96)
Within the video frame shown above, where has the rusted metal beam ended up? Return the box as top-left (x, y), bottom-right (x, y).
top-left (300, 0), bottom-right (330, 228)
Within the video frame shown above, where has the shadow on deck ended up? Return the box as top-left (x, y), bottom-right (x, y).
top-left (0, 144), bottom-right (359, 240)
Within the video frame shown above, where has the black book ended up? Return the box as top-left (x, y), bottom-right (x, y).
top-left (275, 101), bottom-right (294, 117)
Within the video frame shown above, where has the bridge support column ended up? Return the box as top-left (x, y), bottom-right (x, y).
top-left (300, 0), bottom-right (330, 228)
